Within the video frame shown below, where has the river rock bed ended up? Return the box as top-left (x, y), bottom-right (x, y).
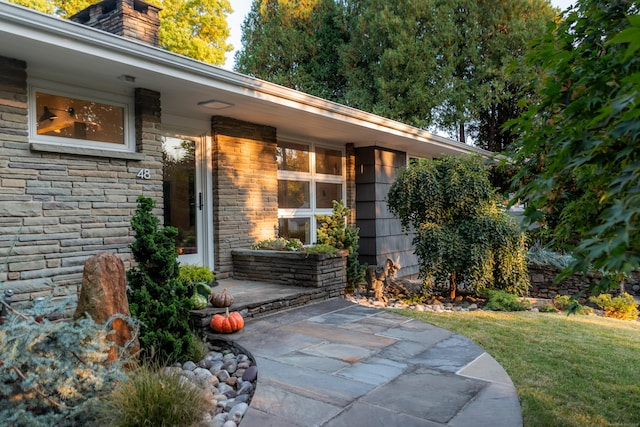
top-left (166, 340), bottom-right (257, 427)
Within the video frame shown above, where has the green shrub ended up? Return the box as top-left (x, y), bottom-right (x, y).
top-left (127, 196), bottom-right (192, 363)
top-left (538, 303), bottom-right (557, 313)
top-left (589, 293), bottom-right (639, 321)
top-left (252, 237), bottom-right (303, 251)
top-left (553, 295), bottom-right (593, 315)
top-left (178, 264), bottom-right (214, 286)
top-left (484, 290), bottom-right (531, 312)
top-left (304, 244), bottom-right (340, 254)
top-left (316, 200), bottom-right (365, 291)
top-left (95, 364), bottom-right (208, 427)
top-left (387, 155), bottom-right (530, 299)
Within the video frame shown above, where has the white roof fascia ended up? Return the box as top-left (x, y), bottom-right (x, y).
top-left (0, 0), bottom-right (491, 158)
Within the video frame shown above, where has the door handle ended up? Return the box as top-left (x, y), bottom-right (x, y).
top-left (198, 192), bottom-right (203, 210)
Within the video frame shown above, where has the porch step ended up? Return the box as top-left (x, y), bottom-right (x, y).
top-left (189, 278), bottom-right (343, 332)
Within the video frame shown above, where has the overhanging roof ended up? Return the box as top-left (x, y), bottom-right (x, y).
top-left (0, 1), bottom-right (491, 158)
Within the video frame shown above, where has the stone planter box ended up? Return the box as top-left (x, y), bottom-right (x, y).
top-left (231, 248), bottom-right (348, 290)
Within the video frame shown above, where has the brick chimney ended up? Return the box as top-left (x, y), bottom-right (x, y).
top-left (69, 0), bottom-right (161, 47)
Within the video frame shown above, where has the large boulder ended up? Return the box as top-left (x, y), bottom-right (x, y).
top-left (74, 252), bottom-right (139, 362)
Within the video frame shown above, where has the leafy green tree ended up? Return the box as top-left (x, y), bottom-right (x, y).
top-left (127, 196), bottom-right (192, 363)
top-left (343, 0), bottom-right (555, 144)
top-left (8, 0), bottom-right (233, 65)
top-left (235, 0), bottom-right (348, 101)
top-left (158, 0), bottom-right (233, 65)
top-left (387, 155), bottom-right (529, 299)
top-left (507, 1), bottom-right (640, 294)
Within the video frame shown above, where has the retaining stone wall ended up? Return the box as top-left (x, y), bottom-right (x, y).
top-left (528, 264), bottom-right (640, 302)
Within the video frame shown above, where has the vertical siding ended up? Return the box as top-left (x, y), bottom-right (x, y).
top-left (355, 146), bottom-right (419, 277)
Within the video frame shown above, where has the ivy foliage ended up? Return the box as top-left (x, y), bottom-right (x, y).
top-left (0, 295), bottom-right (129, 426)
top-left (507, 1), bottom-right (640, 294)
top-left (387, 155), bottom-right (529, 299)
top-left (316, 200), bottom-right (365, 290)
top-left (127, 196), bottom-right (192, 363)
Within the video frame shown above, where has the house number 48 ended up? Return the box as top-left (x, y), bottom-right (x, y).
top-left (137, 169), bottom-right (151, 179)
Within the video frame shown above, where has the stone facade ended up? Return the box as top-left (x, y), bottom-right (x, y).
top-left (211, 117), bottom-right (279, 277)
top-left (0, 55), bottom-right (162, 306)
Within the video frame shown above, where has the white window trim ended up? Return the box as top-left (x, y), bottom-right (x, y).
top-left (28, 79), bottom-right (136, 154)
top-left (277, 140), bottom-right (346, 244)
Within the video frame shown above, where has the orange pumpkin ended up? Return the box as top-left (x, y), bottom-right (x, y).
top-left (210, 307), bottom-right (244, 334)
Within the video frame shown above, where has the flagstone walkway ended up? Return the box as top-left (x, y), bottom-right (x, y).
top-left (219, 298), bottom-right (522, 426)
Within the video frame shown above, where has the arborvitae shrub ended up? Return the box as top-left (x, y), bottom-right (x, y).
top-left (127, 196), bottom-right (192, 363)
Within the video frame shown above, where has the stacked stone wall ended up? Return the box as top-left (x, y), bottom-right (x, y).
top-left (528, 264), bottom-right (640, 302)
top-left (232, 249), bottom-right (347, 290)
top-left (0, 55), bottom-right (162, 306)
top-left (211, 117), bottom-right (278, 277)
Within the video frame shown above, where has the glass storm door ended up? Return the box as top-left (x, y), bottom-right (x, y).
top-left (162, 134), bottom-right (209, 266)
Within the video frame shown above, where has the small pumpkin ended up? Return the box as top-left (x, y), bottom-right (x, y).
top-left (210, 307), bottom-right (244, 334)
top-left (210, 288), bottom-right (234, 308)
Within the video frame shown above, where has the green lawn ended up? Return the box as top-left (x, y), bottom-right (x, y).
top-left (396, 309), bottom-right (640, 427)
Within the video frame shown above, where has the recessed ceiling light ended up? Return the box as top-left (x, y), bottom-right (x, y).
top-left (198, 99), bottom-right (234, 110)
top-left (117, 74), bottom-right (136, 83)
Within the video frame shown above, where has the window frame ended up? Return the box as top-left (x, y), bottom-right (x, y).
top-left (277, 138), bottom-right (346, 244)
top-left (28, 79), bottom-right (135, 154)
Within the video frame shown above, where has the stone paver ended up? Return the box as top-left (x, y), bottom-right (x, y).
top-left (220, 295), bottom-right (522, 426)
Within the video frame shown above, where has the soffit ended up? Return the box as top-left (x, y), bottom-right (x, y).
top-left (0, 2), bottom-right (490, 159)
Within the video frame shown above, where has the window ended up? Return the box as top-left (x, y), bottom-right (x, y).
top-left (277, 141), bottom-right (345, 244)
top-left (29, 81), bottom-right (134, 153)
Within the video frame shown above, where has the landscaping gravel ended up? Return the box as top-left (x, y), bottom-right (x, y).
top-left (166, 341), bottom-right (257, 427)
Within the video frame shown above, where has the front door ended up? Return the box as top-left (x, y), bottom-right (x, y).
top-left (162, 131), bottom-right (212, 267)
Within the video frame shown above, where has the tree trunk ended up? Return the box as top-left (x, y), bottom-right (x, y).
top-left (449, 271), bottom-right (457, 300)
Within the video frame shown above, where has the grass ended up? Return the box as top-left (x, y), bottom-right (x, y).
top-left (396, 309), bottom-right (640, 427)
top-left (94, 363), bottom-right (208, 427)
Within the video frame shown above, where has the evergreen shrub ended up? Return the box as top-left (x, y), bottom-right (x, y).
top-left (127, 196), bottom-right (192, 363)
top-left (0, 295), bottom-right (129, 426)
top-left (484, 289), bottom-right (531, 312)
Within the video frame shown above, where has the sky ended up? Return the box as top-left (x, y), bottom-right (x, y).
top-left (222, 0), bottom-right (577, 70)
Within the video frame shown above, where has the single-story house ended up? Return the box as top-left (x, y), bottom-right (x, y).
top-left (0, 0), bottom-right (489, 304)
